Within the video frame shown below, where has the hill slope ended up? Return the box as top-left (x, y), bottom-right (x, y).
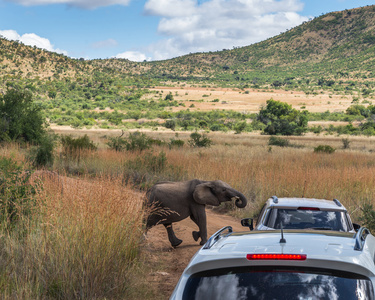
top-left (125, 5), bottom-right (375, 84)
top-left (0, 5), bottom-right (374, 100)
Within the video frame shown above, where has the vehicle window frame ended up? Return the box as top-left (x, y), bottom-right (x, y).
top-left (256, 204), bottom-right (267, 226)
top-left (345, 212), bottom-right (354, 231)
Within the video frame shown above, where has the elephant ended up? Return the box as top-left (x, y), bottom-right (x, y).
top-left (145, 179), bottom-right (248, 248)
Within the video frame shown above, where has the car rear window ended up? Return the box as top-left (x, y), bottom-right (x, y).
top-left (182, 266), bottom-right (374, 300)
top-left (270, 209), bottom-right (350, 231)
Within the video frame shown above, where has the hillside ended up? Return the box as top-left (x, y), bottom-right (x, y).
top-left (0, 5), bottom-right (374, 132)
top-left (1, 5), bottom-right (374, 92)
top-left (92, 5), bottom-right (375, 87)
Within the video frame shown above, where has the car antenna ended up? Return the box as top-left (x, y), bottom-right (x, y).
top-left (280, 223), bottom-right (286, 244)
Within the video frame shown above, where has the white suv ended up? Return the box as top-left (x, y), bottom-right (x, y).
top-left (170, 225), bottom-right (375, 299)
top-left (246, 196), bottom-right (357, 232)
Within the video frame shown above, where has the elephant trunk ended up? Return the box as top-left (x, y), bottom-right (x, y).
top-left (230, 189), bottom-right (248, 208)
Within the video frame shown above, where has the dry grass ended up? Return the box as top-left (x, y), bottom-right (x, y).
top-left (144, 86), bottom-right (356, 113)
top-left (1, 131), bottom-right (375, 297)
top-left (0, 170), bottom-right (147, 299)
top-left (53, 130), bottom-right (375, 223)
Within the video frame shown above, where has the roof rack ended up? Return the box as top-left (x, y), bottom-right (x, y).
top-left (354, 227), bottom-right (370, 251)
top-left (271, 196), bottom-right (278, 204)
top-left (333, 198), bottom-right (342, 207)
top-left (203, 226), bottom-right (233, 249)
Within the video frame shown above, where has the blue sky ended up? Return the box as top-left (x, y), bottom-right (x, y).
top-left (0, 0), bottom-right (374, 61)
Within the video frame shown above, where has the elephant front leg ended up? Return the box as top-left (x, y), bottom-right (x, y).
top-left (164, 223), bottom-right (183, 248)
top-left (190, 208), bottom-right (208, 245)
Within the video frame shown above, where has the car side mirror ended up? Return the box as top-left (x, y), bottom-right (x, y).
top-left (353, 223), bottom-right (361, 232)
top-left (241, 218), bottom-right (254, 231)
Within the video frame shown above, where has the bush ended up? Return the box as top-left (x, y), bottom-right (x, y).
top-left (0, 157), bottom-right (35, 227)
top-left (268, 136), bottom-right (290, 147)
top-left (61, 134), bottom-right (97, 159)
top-left (342, 138), bottom-right (351, 149)
top-left (0, 88), bottom-right (47, 144)
top-left (165, 119), bottom-right (176, 131)
top-left (188, 132), bottom-right (212, 148)
top-left (169, 138), bottom-right (185, 148)
top-left (124, 132), bottom-right (152, 152)
top-left (107, 136), bottom-right (128, 152)
top-left (234, 121), bottom-right (247, 134)
top-left (257, 99), bottom-right (308, 136)
top-left (124, 151), bottom-right (168, 188)
top-left (32, 134), bottom-right (56, 168)
top-left (359, 203), bottom-right (375, 233)
top-left (314, 145), bottom-right (336, 154)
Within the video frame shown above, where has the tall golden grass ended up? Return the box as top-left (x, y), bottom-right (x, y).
top-left (55, 134), bottom-right (375, 220)
top-left (162, 144), bottom-right (375, 218)
top-left (1, 132), bottom-right (375, 298)
top-left (0, 169), bottom-right (146, 299)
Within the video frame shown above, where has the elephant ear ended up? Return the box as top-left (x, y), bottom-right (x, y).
top-left (193, 182), bottom-right (220, 206)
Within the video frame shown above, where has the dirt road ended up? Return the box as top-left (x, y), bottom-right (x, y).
top-left (144, 209), bottom-right (245, 298)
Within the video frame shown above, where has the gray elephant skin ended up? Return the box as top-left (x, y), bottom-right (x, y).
top-left (145, 179), bottom-right (248, 247)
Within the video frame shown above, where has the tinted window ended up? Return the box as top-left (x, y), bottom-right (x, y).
top-left (183, 267), bottom-right (374, 300)
top-left (269, 209), bottom-right (349, 231)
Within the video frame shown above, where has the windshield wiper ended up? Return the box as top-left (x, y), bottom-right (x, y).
top-left (309, 227), bottom-right (333, 231)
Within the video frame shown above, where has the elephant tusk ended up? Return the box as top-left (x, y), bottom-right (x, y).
top-left (231, 196), bottom-right (240, 201)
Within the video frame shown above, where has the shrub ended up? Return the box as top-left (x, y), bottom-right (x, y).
top-left (61, 134), bottom-right (97, 159)
top-left (314, 145), bottom-right (336, 154)
top-left (342, 138), bottom-right (351, 149)
top-left (124, 132), bottom-right (152, 152)
top-left (164, 93), bottom-right (174, 101)
top-left (0, 157), bottom-right (35, 227)
top-left (268, 136), bottom-right (290, 147)
top-left (124, 151), bottom-right (168, 188)
top-left (188, 132), bottom-right (212, 148)
top-left (169, 138), bottom-right (185, 148)
top-left (257, 99), bottom-right (308, 136)
top-left (234, 121), bottom-right (247, 134)
top-left (0, 88), bottom-right (47, 144)
top-left (107, 136), bottom-right (127, 152)
top-left (359, 203), bottom-right (375, 233)
top-left (165, 119), bottom-right (176, 131)
top-left (32, 134), bottom-right (56, 168)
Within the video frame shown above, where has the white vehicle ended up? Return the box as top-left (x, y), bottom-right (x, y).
top-left (170, 225), bottom-right (375, 299)
top-left (246, 196), bottom-right (358, 232)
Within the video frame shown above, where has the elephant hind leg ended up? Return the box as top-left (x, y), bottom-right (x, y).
top-left (164, 223), bottom-right (182, 248)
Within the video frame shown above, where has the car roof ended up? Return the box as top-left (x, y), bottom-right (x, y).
top-left (265, 197), bottom-right (347, 211)
top-left (183, 229), bottom-right (375, 278)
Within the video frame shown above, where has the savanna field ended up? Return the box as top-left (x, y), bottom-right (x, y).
top-left (1, 130), bottom-right (375, 299)
top-left (1, 5), bottom-right (375, 298)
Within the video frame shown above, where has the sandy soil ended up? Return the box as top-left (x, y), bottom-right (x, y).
top-left (143, 209), bottom-right (246, 298)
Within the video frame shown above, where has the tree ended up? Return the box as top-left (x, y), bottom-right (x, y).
top-left (257, 99), bottom-right (308, 136)
top-left (0, 88), bottom-right (47, 144)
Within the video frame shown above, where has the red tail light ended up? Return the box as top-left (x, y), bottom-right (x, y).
top-left (246, 254), bottom-right (307, 261)
top-left (298, 207), bottom-right (320, 211)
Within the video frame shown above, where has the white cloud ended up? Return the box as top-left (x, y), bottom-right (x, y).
top-left (144, 0), bottom-right (196, 17)
top-left (91, 39), bottom-right (118, 49)
top-left (143, 0), bottom-right (309, 60)
top-left (4, 0), bottom-right (131, 9)
top-left (115, 51), bottom-right (151, 62)
top-left (0, 29), bottom-right (68, 55)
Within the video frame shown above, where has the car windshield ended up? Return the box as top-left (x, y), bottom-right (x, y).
top-left (268, 208), bottom-right (349, 231)
top-left (183, 266), bottom-right (374, 300)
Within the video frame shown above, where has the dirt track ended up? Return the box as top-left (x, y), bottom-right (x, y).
top-left (144, 209), bottom-right (245, 298)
